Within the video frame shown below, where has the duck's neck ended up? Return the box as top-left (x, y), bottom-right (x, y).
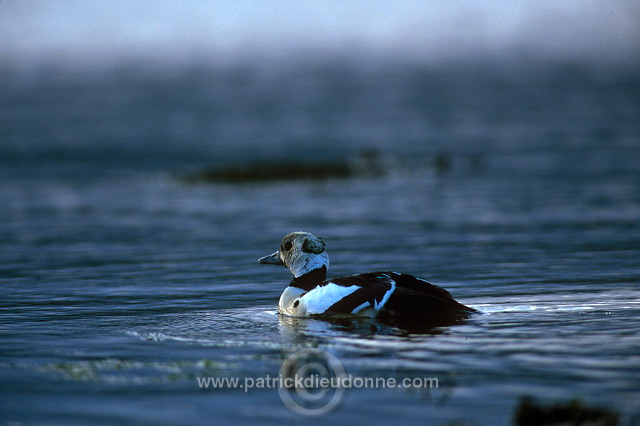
top-left (289, 266), bottom-right (327, 291)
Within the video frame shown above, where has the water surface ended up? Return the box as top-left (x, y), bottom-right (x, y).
top-left (1, 62), bottom-right (639, 424)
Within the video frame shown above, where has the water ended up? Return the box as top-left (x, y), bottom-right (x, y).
top-left (1, 60), bottom-right (639, 424)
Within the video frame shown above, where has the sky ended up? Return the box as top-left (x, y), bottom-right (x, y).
top-left (1, 1), bottom-right (639, 69)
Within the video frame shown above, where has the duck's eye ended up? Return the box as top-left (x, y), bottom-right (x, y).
top-left (283, 241), bottom-right (292, 251)
top-left (293, 300), bottom-right (299, 308)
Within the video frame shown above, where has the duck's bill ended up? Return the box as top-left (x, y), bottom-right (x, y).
top-left (259, 251), bottom-right (284, 265)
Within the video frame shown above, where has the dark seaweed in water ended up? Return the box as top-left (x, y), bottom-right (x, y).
top-left (182, 160), bottom-right (352, 183)
top-left (180, 150), bottom-right (389, 183)
top-left (513, 396), bottom-right (619, 426)
top-left (179, 150), bottom-right (487, 183)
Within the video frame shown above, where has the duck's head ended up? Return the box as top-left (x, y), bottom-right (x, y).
top-left (259, 231), bottom-right (329, 277)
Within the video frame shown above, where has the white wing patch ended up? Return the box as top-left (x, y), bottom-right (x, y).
top-left (373, 278), bottom-right (395, 311)
top-left (300, 283), bottom-right (360, 315)
top-left (351, 301), bottom-right (371, 314)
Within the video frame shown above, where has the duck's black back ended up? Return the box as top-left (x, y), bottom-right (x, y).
top-left (376, 272), bottom-right (478, 325)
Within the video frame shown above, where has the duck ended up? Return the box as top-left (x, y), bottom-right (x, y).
top-left (259, 232), bottom-right (478, 324)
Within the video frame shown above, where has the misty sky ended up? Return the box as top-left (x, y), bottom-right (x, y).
top-left (1, 1), bottom-right (639, 68)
